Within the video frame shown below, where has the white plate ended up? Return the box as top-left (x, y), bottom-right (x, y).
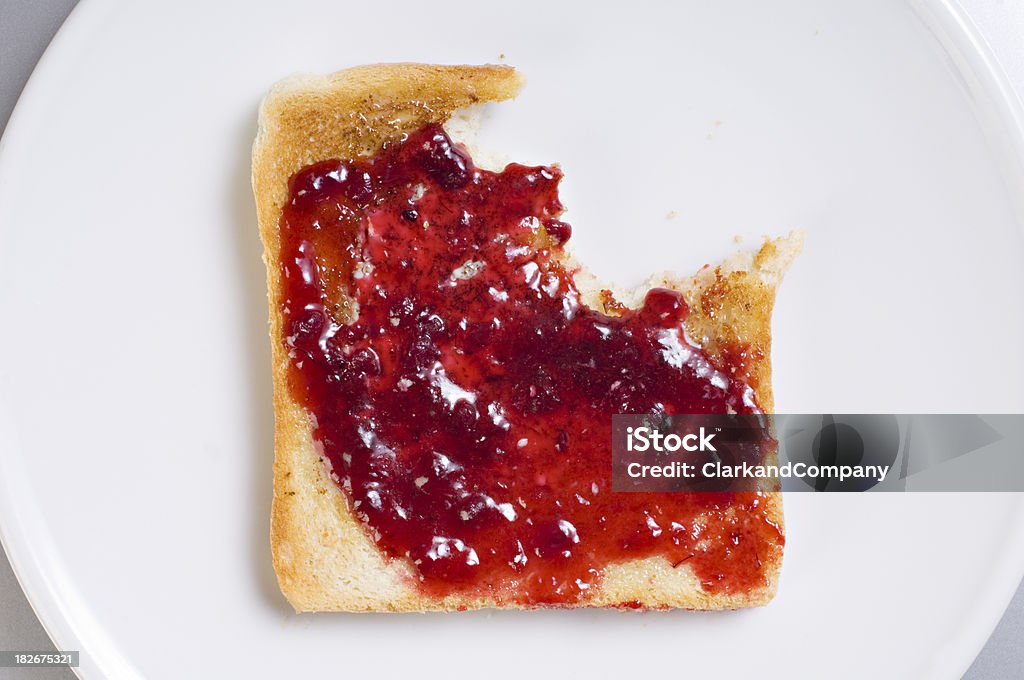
top-left (2, 0), bottom-right (1024, 678)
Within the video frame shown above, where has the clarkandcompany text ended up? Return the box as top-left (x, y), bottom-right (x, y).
top-left (626, 460), bottom-right (891, 483)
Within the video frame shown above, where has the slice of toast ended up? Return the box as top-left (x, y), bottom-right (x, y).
top-left (252, 64), bottom-right (800, 612)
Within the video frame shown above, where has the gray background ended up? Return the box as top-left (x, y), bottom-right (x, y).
top-left (0, 0), bottom-right (1022, 677)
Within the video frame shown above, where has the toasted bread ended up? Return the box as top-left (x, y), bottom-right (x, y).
top-left (252, 64), bottom-right (800, 612)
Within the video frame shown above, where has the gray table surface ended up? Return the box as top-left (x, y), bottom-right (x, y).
top-left (0, 0), bottom-right (1022, 678)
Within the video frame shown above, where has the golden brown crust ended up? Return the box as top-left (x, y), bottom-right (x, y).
top-left (252, 63), bottom-right (798, 612)
top-left (253, 63), bottom-right (523, 239)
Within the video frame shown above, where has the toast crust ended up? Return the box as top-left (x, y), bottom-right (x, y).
top-left (252, 63), bottom-right (799, 612)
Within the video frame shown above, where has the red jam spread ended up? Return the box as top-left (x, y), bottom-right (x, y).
top-left (278, 124), bottom-right (783, 604)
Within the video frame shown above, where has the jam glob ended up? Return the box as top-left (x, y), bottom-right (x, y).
top-left (278, 124), bottom-right (783, 604)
